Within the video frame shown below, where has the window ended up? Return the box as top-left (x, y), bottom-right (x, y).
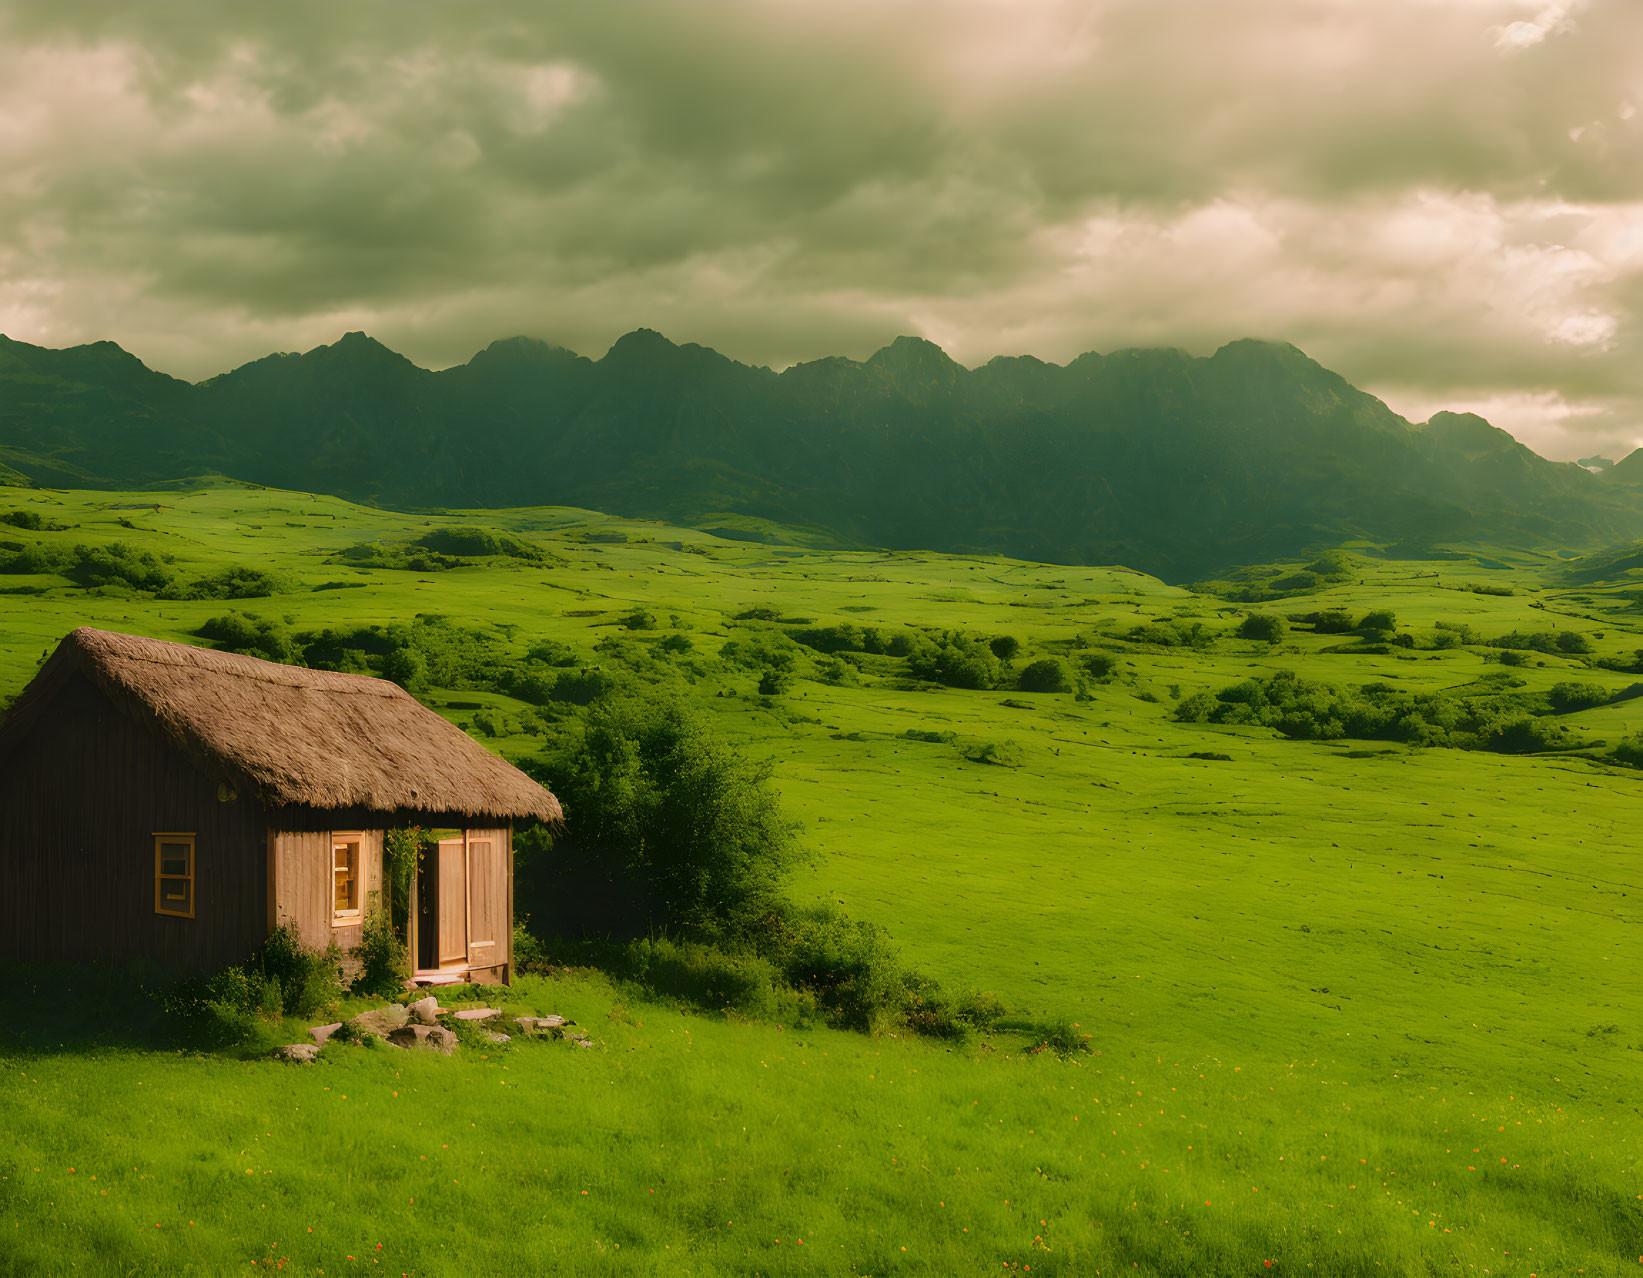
top-left (332, 834), bottom-right (362, 923)
top-left (154, 834), bottom-right (195, 918)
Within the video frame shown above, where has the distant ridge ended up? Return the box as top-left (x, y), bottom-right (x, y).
top-left (0, 329), bottom-right (1637, 579)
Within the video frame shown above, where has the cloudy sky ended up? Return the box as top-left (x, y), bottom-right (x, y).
top-left (2, 0), bottom-right (1641, 460)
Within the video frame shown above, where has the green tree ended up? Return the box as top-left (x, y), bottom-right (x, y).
top-left (1239, 614), bottom-right (1287, 643)
top-left (534, 697), bottom-right (802, 940)
top-left (1017, 657), bottom-right (1072, 692)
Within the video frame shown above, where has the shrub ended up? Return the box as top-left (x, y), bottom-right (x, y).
top-left (413, 526), bottom-right (542, 560)
top-left (621, 609), bottom-right (658, 631)
top-left (167, 565), bottom-right (282, 600)
top-left (381, 646), bottom-right (429, 690)
top-left (1176, 668), bottom-right (1573, 755)
top-left (719, 629), bottom-right (803, 673)
top-left (620, 936), bottom-right (785, 1022)
top-left (1358, 608), bottom-right (1397, 633)
top-left (526, 638), bottom-right (581, 666)
top-left (1597, 648), bottom-right (1643, 675)
top-left (906, 632), bottom-right (1005, 690)
top-left (757, 668), bottom-right (789, 696)
top-left (1017, 657), bottom-right (1072, 693)
top-left (337, 541), bottom-right (467, 572)
top-left (0, 510), bottom-right (63, 531)
top-left (352, 909), bottom-right (408, 998)
top-left (1475, 715), bottom-right (1569, 753)
top-left (1548, 681), bottom-right (1610, 714)
top-left (1310, 610), bottom-right (1357, 635)
top-left (1488, 631), bottom-right (1590, 656)
top-left (164, 923), bottom-right (342, 1043)
top-left (1239, 614), bottom-right (1287, 643)
top-left (1124, 619), bottom-right (1215, 649)
top-left (1610, 735), bottom-right (1643, 768)
top-left (0, 542), bottom-right (69, 574)
top-left (64, 542), bottom-right (175, 592)
top-left (531, 695), bottom-right (802, 940)
top-left (1081, 652), bottom-right (1117, 678)
top-left (757, 906), bottom-right (909, 1035)
top-left (989, 634), bottom-right (1021, 660)
top-left (198, 612), bottom-right (299, 663)
top-left (962, 740), bottom-right (1024, 767)
top-left (254, 923), bottom-right (344, 1019)
top-left (1032, 1015), bottom-right (1093, 1058)
top-left (546, 668), bottom-right (620, 705)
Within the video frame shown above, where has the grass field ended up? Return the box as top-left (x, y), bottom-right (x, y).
top-left (0, 481), bottom-right (1639, 1275)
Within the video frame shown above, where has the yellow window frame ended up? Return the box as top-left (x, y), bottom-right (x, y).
top-left (154, 833), bottom-right (195, 919)
top-left (332, 832), bottom-right (363, 925)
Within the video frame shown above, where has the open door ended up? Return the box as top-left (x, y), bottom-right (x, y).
top-left (436, 836), bottom-right (468, 966)
top-left (466, 836), bottom-right (498, 964)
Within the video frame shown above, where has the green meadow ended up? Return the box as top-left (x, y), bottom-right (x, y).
top-left (0, 482), bottom-right (1639, 1275)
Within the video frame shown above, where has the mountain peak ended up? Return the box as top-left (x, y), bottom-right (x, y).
top-left (867, 334), bottom-right (960, 366)
top-left (465, 335), bottom-right (582, 369)
top-left (865, 336), bottom-right (966, 394)
top-left (603, 328), bottom-right (678, 361)
top-left (304, 331), bottom-right (419, 368)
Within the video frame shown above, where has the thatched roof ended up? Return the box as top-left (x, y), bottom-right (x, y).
top-left (0, 627), bottom-right (562, 823)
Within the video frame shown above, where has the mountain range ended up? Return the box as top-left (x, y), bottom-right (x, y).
top-left (2, 328), bottom-right (1639, 580)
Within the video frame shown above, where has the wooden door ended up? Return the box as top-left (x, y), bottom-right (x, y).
top-left (436, 837), bottom-right (467, 965)
top-left (466, 836), bottom-right (497, 963)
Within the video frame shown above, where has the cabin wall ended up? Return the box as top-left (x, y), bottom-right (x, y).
top-left (0, 674), bottom-right (268, 972)
top-left (268, 828), bottom-right (383, 952)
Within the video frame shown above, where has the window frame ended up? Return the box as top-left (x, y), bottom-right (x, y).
top-left (331, 831), bottom-right (363, 926)
top-left (153, 833), bottom-right (196, 919)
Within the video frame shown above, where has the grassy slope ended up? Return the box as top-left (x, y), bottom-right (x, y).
top-left (0, 483), bottom-right (1639, 1276)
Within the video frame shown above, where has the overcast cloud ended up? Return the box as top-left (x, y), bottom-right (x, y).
top-left (1, 0), bottom-right (1641, 459)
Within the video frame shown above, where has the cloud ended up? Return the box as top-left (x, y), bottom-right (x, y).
top-left (0, 0), bottom-right (1640, 458)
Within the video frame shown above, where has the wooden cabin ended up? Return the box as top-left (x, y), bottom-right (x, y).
top-left (0, 627), bottom-right (562, 984)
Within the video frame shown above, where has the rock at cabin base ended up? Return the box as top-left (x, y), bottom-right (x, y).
top-left (309, 1022), bottom-right (343, 1046)
top-left (387, 1024), bottom-right (457, 1055)
top-left (406, 996), bottom-right (441, 1025)
top-left (274, 1043), bottom-right (319, 1064)
top-left (450, 1007), bottom-right (500, 1023)
top-left (348, 1005), bottom-right (410, 1038)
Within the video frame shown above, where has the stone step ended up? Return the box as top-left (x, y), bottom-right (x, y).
top-left (387, 1024), bottom-right (458, 1055)
top-left (512, 1014), bottom-right (570, 1033)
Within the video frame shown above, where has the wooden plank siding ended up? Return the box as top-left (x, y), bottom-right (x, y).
top-left (268, 828), bottom-right (383, 952)
top-left (0, 673), bottom-right (268, 972)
